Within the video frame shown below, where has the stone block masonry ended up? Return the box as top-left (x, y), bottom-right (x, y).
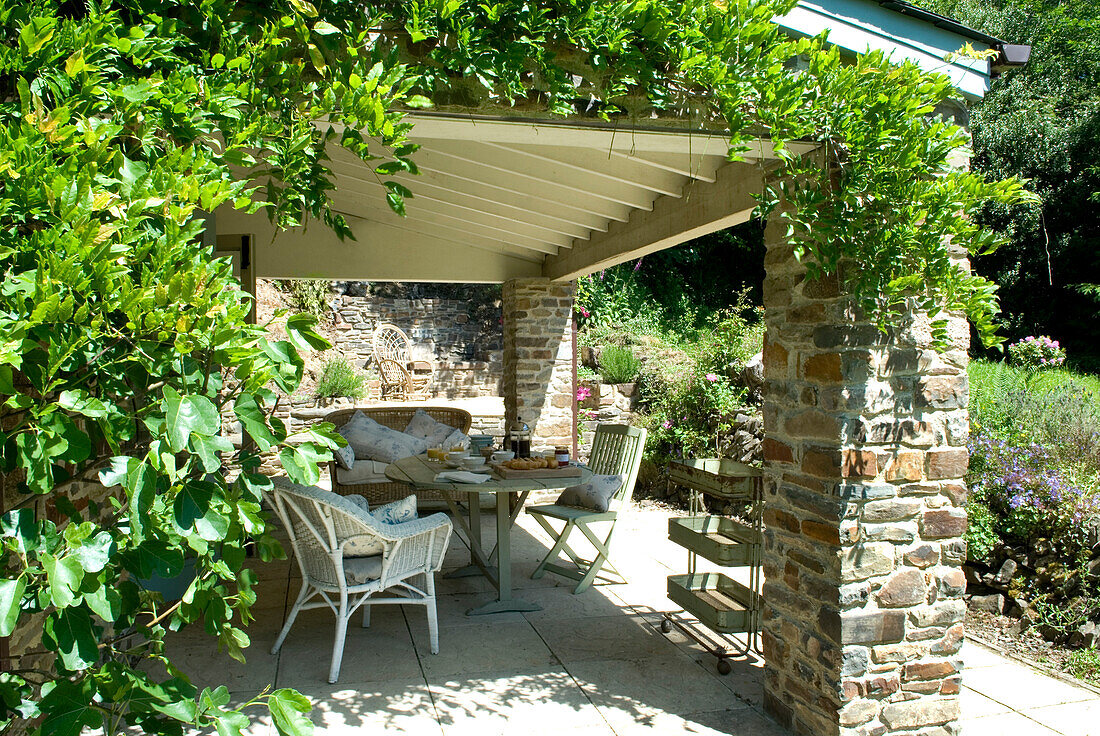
top-left (328, 286), bottom-right (502, 399)
top-left (760, 218), bottom-right (971, 735)
top-left (502, 279), bottom-right (575, 453)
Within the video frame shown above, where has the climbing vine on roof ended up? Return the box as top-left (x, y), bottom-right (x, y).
top-left (0, 0), bottom-right (1030, 733)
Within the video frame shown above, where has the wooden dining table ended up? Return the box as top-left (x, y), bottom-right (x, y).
top-left (386, 455), bottom-right (592, 616)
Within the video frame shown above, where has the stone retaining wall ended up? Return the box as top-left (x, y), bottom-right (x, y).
top-left (329, 290), bottom-right (502, 399)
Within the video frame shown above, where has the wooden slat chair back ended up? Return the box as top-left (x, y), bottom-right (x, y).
top-left (266, 478), bottom-right (452, 683)
top-left (325, 406), bottom-right (472, 505)
top-left (526, 424), bottom-right (648, 594)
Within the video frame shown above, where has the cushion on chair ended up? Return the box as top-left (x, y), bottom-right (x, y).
top-left (333, 442), bottom-right (355, 470)
top-left (343, 495), bottom-right (419, 556)
top-left (340, 410), bottom-right (427, 463)
top-left (343, 555), bottom-right (383, 585)
top-left (334, 459), bottom-right (391, 486)
top-left (555, 474), bottom-right (625, 513)
top-left (403, 409), bottom-right (459, 447)
top-left (370, 495), bottom-right (418, 525)
top-left (441, 428), bottom-right (470, 450)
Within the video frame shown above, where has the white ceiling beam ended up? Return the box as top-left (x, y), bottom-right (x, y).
top-left (215, 206), bottom-right (542, 282)
top-left (402, 115), bottom-right (739, 156)
top-left (326, 159), bottom-right (591, 241)
top-left (424, 144), bottom-right (658, 211)
top-left (607, 150), bottom-right (721, 182)
top-left (330, 205), bottom-right (546, 263)
top-left (325, 147), bottom-right (613, 232)
top-left (329, 192), bottom-right (562, 256)
top-left (543, 161), bottom-right (765, 281)
top-left (483, 142), bottom-right (685, 198)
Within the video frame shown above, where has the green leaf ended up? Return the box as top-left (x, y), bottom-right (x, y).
top-left (0, 577), bottom-right (26, 637)
top-left (268, 688), bottom-right (314, 736)
top-left (71, 531), bottom-right (113, 573)
top-left (58, 390), bottom-right (108, 418)
top-left (174, 481), bottom-right (229, 541)
top-left (38, 679), bottom-right (101, 736)
top-left (19, 17), bottom-right (56, 55)
top-left (284, 313), bottom-right (330, 352)
top-left (163, 387), bottom-right (220, 452)
top-left (312, 20), bottom-right (339, 35)
top-left (405, 94), bottom-right (433, 109)
top-left (83, 585), bottom-right (121, 621)
top-left (233, 393), bottom-right (277, 452)
top-left (43, 607), bottom-right (99, 671)
top-left (42, 554), bottom-right (84, 608)
top-left (190, 433), bottom-right (234, 473)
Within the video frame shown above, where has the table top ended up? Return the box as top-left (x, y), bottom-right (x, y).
top-left (386, 454), bottom-right (592, 493)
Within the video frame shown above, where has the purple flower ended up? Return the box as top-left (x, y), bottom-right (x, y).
top-left (661, 420), bottom-right (672, 430)
top-left (634, 258), bottom-right (643, 272)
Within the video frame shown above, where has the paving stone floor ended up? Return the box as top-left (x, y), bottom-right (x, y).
top-left (166, 502), bottom-right (1100, 735)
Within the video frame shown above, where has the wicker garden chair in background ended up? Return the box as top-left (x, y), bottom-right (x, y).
top-left (372, 323), bottom-right (434, 399)
top-left (267, 478), bottom-right (452, 683)
top-left (526, 424), bottom-right (648, 594)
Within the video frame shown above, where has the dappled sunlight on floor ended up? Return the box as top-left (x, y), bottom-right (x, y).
top-left (160, 505), bottom-right (779, 735)
top-left (153, 504), bottom-right (1100, 735)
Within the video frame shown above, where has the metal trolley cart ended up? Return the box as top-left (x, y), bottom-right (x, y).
top-left (658, 458), bottom-right (764, 675)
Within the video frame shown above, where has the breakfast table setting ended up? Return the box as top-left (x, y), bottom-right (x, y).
top-left (385, 446), bottom-right (593, 616)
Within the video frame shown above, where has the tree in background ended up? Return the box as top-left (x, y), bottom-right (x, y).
top-left (919, 0), bottom-right (1100, 368)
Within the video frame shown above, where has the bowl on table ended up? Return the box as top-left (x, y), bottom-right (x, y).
top-left (460, 456), bottom-right (487, 472)
top-left (445, 450), bottom-right (470, 467)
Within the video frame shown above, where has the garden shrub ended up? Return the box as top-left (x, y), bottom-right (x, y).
top-left (967, 433), bottom-right (1098, 566)
top-left (316, 356), bottom-right (367, 399)
top-left (1009, 335), bottom-right (1067, 370)
top-left (277, 278), bottom-right (331, 320)
top-left (599, 346), bottom-right (643, 384)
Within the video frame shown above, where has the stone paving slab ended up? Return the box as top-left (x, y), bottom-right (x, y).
top-left (153, 505), bottom-right (1100, 735)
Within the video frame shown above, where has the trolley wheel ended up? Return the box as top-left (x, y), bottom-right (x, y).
top-left (716, 659), bottom-right (732, 676)
top-left (659, 619), bottom-right (673, 634)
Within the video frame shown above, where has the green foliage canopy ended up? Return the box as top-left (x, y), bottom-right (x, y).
top-left (1, 0), bottom-right (1039, 733)
top-left (918, 0), bottom-right (1100, 364)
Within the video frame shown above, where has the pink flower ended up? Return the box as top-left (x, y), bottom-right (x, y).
top-left (633, 258), bottom-right (643, 272)
top-left (705, 373), bottom-right (718, 382)
top-left (577, 306), bottom-right (590, 318)
top-left (661, 420), bottom-right (672, 430)
top-left (576, 386), bottom-right (592, 402)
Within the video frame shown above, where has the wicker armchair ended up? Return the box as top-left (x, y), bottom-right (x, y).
top-left (266, 478), bottom-right (452, 683)
top-left (326, 406), bottom-right (472, 505)
top-left (372, 323), bottom-right (434, 399)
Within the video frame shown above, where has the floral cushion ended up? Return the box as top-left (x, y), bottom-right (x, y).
top-left (344, 495), bottom-right (419, 557)
top-left (555, 475), bottom-right (625, 513)
top-left (403, 409), bottom-right (459, 448)
top-left (333, 442), bottom-right (355, 471)
top-left (340, 410), bottom-right (427, 464)
top-left (441, 428), bottom-right (470, 451)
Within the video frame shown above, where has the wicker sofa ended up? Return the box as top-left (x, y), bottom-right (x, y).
top-left (325, 406), bottom-right (473, 506)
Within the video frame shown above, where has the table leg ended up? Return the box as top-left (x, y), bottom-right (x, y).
top-left (443, 491), bottom-right (497, 584)
top-left (466, 491), bottom-right (541, 616)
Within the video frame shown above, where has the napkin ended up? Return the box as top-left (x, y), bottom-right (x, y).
top-left (434, 471), bottom-right (491, 484)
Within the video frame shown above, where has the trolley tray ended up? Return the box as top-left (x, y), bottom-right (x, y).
top-left (667, 573), bottom-right (759, 635)
top-left (668, 458), bottom-right (761, 500)
top-left (490, 463), bottom-right (583, 479)
top-left (668, 516), bottom-right (761, 567)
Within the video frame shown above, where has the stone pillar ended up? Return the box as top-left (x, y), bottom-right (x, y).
top-left (502, 278), bottom-right (575, 452)
top-left (760, 218), bottom-right (970, 735)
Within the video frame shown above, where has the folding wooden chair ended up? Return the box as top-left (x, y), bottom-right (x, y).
top-left (526, 424), bottom-right (647, 594)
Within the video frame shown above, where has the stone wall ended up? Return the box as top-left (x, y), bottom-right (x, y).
top-left (328, 289), bottom-right (502, 399)
top-left (760, 215), bottom-right (970, 735)
top-left (502, 279), bottom-right (575, 453)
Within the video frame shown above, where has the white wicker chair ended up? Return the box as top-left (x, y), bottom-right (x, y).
top-left (266, 478), bottom-right (452, 683)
